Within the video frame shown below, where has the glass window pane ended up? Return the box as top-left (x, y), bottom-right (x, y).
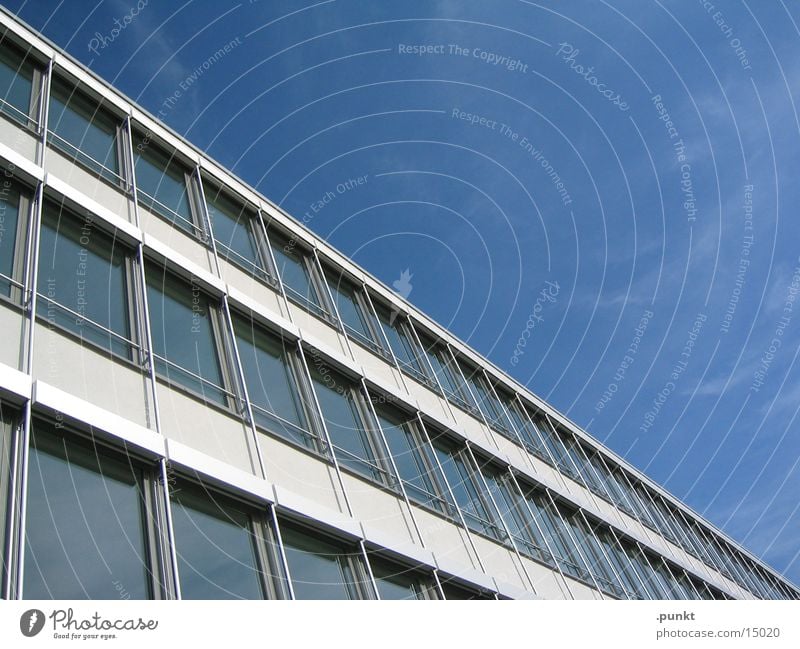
top-left (233, 316), bottom-right (312, 446)
top-left (308, 362), bottom-right (381, 480)
top-left (145, 264), bottom-right (226, 404)
top-left (325, 272), bottom-right (374, 344)
top-left (280, 523), bottom-right (363, 600)
top-left (0, 182), bottom-right (22, 296)
top-left (376, 308), bottom-right (424, 376)
top-left (441, 581), bottom-right (493, 600)
top-left (171, 485), bottom-right (265, 600)
top-left (0, 42), bottom-right (35, 123)
top-left (48, 79), bottom-right (119, 178)
top-left (205, 188), bottom-right (260, 269)
top-left (0, 406), bottom-right (14, 584)
top-left (23, 424), bottom-right (152, 599)
top-left (370, 558), bottom-right (428, 600)
top-left (375, 404), bottom-right (442, 510)
top-left (133, 135), bottom-right (193, 230)
top-left (37, 203), bottom-right (131, 356)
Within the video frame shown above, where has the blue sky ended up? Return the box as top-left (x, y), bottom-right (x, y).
top-left (8, 0), bottom-right (800, 584)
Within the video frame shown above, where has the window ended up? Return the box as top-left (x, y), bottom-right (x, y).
top-left (0, 178), bottom-right (31, 302)
top-left (48, 78), bottom-right (122, 184)
top-left (204, 183), bottom-right (269, 280)
top-left (523, 488), bottom-right (591, 583)
top-left (440, 579), bottom-right (494, 600)
top-left (324, 269), bottom-right (382, 351)
top-left (373, 402), bottom-right (452, 514)
top-left (417, 333), bottom-right (474, 408)
top-left (23, 421), bottom-right (161, 599)
top-left (375, 305), bottom-right (429, 382)
top-left (145, 263), bottom-right (230, 406)
top-left (597, 528), bottom-right (647, 599)
top-left (268, 230), bottom-right (327, 316)
top-left (37, 201), bottom-right (136, 358)
top-left (133, 133), bottom-right (198, 234)
top-left (504, 399), bottom-right (550, 459)
top-left (170, 482), bottom-right (284, 599)
top-left (431, 436), bottom-right (504, 541)
top-left (482, 469), bottom-right (552, 565)
top-left (0, 404), bottom-right (15, 585)
top-left (279, 521), bottom-right (371, 600)
top-left (462, 368), bottom-right (513, 435)
top-left (570, 512), bottom-right (626, 598)
top-left (306, 358), bottom-right (390, 483)
top-left (232, 314), bottom-right (315, 448)
top-left (369, 557), bottom-right (437, 600)
top-left (0, 38), bottom-right (40, 127)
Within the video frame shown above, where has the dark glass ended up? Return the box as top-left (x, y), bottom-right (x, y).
top-left (375, 404), bottom-right (443, 511)
top-left (232, 315), bottom-right (311, 446)
top-left (279, 524), bottom-right (363, 600)
top-left (308, 362), bottom-right (381, 480)
top-left (48, 79), bottom-right (119, 179)
top-left (0, 182), bottom-right (22, 296)
top-left (0, 407), bottom-right (13, 584)
top-left (133, 135), bottom-right (194, 230)
top-left (441, 581), bottom-right (493, 600)
top-left (418, 335), bottom-right (468, 403)
top-left (171, 486), bottom-right (265, 600)
top-left (325, 273), bottom-right (374, 344)
top-left (23, 425), bottom-right (152, 599)
top-left (145, 264), bottom-right (226, 404)
top-left (268, 234), bottom-right (321, 309)
top-left (0, 42), bottom-right (35, 124)
top-left (370, 558), bottom-right (428, 600)
top-left (376, 308), bottom-right (425, 377)
top-left (206, 189), bottom-right (261, 270)
top-left (37, 203), bottom-right (131, 356)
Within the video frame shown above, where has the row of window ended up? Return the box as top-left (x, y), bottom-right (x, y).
top-left (1, 35), bottom-right (795, 601)
top-left (2, 413), bottom-right (491, 600)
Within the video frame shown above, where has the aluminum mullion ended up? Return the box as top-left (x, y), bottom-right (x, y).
top-left (295, 339), bottom-right (354, 518)
top-left (359, 538), bottom-right (379, 600)
top-left (464, 442), bottom-right (538, 596)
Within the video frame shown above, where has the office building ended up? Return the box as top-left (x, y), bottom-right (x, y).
top-left (0, 10), bottom-right (797, 600)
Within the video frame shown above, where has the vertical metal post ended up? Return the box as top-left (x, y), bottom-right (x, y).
top-left (268, 504), bottom-right (296, 600)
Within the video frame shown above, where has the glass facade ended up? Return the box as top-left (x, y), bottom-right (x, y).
top-left (0, 21), bottom-right (797, 603)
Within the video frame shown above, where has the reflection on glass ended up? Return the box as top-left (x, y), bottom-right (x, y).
top-left (23, 424), bottom-right (152, 599)
top-left (171, 486), bottom-right (265, 600)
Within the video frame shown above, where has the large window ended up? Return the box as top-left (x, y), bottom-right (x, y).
top-left (0, 404), bottom-right (15, 586)
top-left (324, 268), bottom-right (382, 351)
top-left (0, 38), bottom-right (40, 127)
top-left (48, 78), bottom-right (122, 184)
top-left (369, 557), bottom-right (437, 600)
top-left (23, 421), bottom-right (161, 599)
top-left (375, 304), bottom-right (429, 382)
top-left (204, 182), bottom-right (269, 280)
top-left (417, 333), bottom-right (474, 409)
top-left (279, 522), bottom-right (371, 600)
top-left (170, 482), bottom-right (284, 599)
top-left (145, 263), bottom-right (230, 406)
top-left (373, 403), bottom-right (452, 514)
top-left (460, 364), bottom-right (513, 435)
top-left (134, 133), bottom-right (198, 235)
top-left (307, 358), bottom-right (390, 484)
top-left (232, 314), bottom-right (315, 448)
top-left (37, 201), bottom-right (135, 358)
top-left (431, 436), bottom-right (504, 541)
top-left (0, 178), bottom-right (31, 302)
top-left (268, 230), bottom-right (327, 316)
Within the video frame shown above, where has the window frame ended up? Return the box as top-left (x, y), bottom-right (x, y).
top-left (322, 266), bottom-right (386, 354)
top-left (133, 130), bottom-right (205, 239)
top-left (169, 477), bottom-right (288, 600)
top-left (36, 197), bottom-right (142, 363)
top-left (145, 262), bottom-right (237, 410)
top-left (0, 174), bottom-right (33, 307)
top-left (22, 417), bottom-right (169, 599)
top-left (46, 74), bottom-right (127, 189)
top-left (0, 35), bottom-right (43, 131)
top-left (367, 554), bottom-right (439, 600)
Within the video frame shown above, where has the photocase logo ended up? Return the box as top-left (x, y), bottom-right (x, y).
top-left (389, 268), bottom-right (413, 324)
top-left (20, 609), bottom-right (45, 637)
